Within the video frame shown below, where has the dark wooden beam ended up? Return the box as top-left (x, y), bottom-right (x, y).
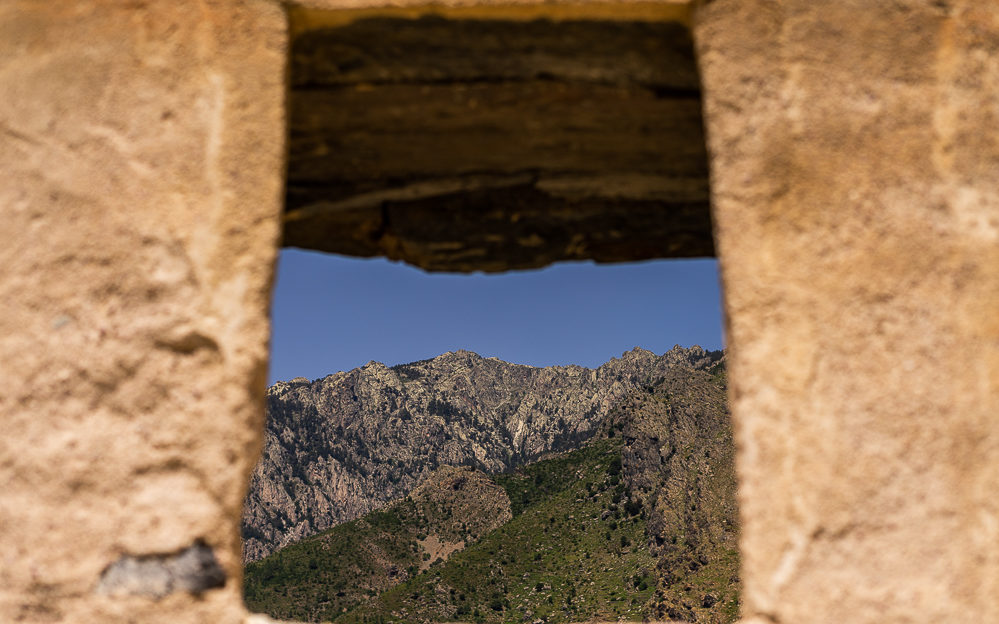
top-left (284, 16), bottom-right (713, 271)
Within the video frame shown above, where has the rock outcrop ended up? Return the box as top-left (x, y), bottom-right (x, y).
top-left (242, 346), bottom-right (722, 561)
top-left (604, 362), bottom-right (739, 623)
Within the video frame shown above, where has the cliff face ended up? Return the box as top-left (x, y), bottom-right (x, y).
top-left (242, 346), bottom-right (722, 561)
top-left (606, 363), bottom-right (739, 623)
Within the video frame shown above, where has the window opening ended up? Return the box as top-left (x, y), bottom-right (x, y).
top-left (243, 6), bottom-right (737, 623)
top-left (244, 253), bottom-right (734, 623)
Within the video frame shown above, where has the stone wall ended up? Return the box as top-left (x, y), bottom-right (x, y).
top-left (696, 1), bottom-right (999, 622)
top-left (1, 1), bottom-right (286, 622)
top-left (2, 0), bottom-right (998, 623)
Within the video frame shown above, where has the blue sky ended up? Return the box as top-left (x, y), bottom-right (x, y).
top-left (268, 249), bottom-right (724, 384)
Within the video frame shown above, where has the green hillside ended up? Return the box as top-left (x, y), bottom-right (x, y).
top-left (335, 438), bottom-right (658, 624)
top-left (244, 467), bottom-right (511, 622)
top-left (244, 499), bottom-right (426, 621)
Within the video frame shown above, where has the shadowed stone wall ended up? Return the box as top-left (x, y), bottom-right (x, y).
top-left (284, 12), bottom-right (712, 270)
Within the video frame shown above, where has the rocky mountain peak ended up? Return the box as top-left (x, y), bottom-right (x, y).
top-left (623, 346), bottom-right (656, 358)
top-left (433, 348), bottom-right (485, 362)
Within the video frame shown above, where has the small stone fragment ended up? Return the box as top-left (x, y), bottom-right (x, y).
top-left (96, 541), bottom-right (226, 599)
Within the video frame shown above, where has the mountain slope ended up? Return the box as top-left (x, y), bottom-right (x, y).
top-left (244, 466), bottom-right (511, 622)
top-left (335, 438), bottom-right (658, 624)
top-left (608, 362), bottom-right (739, 623)
top-left (244, 362), bottom-right (739, 624)
top-left (243, 346), bottom-right (722, 561)
top-left (337, 365), bottom-right (738, 624)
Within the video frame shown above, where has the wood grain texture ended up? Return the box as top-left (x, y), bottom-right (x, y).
top-left (284, 17), bottom-right (712, 270)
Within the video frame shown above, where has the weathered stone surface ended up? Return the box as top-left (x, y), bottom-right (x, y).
top-left (284, 16), bottom-right (712, 270)
top-left (0, 1), bottom-right (286, 622)
top-left (695, 1), bottom-right (999, 622)
top-left (290, 16), bottom-right (700, 88)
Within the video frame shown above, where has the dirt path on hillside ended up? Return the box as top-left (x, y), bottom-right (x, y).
top-left (417, 534), bottom-right (466, 571)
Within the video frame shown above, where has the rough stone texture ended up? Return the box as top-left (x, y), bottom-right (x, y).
top-left (0, 1), bottom-right (286, 622)
top-left (695, 1), bottom-right (999, 623)
top-left (284, 14), bottom-right (712, 271)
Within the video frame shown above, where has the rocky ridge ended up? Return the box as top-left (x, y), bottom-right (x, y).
top-left (242, 346), bottom-right (723, 561)
top-left (605, 362), bottom-right (738, 622)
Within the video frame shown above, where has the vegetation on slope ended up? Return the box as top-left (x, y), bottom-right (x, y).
top-left (245, 363), bottom-right (739, 624)
top-left (244, 467), bottom-right (510, 622)
top-left (607, 364), bottom-right (739, 623)
top-left (244, 504), bottom-right (416, 621)
top-left (336, 438), bottom-right (659, 624)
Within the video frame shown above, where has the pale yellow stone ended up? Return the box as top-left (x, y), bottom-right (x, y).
top-left (696, 1), bottom-right (999, 622)
top-left (0, 0), bottom-right (286, 621)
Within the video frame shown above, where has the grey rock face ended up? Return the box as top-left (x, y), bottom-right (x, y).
top-left (604, 363), bottom-right (739, 622)
top-left (242, 345), bottom-right (722, 561)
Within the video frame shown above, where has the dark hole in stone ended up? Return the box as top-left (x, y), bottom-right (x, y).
top-left (95, 540), bottom-right (226, 599)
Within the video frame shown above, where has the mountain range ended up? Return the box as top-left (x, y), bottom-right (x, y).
top-left (242, 348), bottom-right (738, 623)
top-left (242, 345), bottom-right (723, 562)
